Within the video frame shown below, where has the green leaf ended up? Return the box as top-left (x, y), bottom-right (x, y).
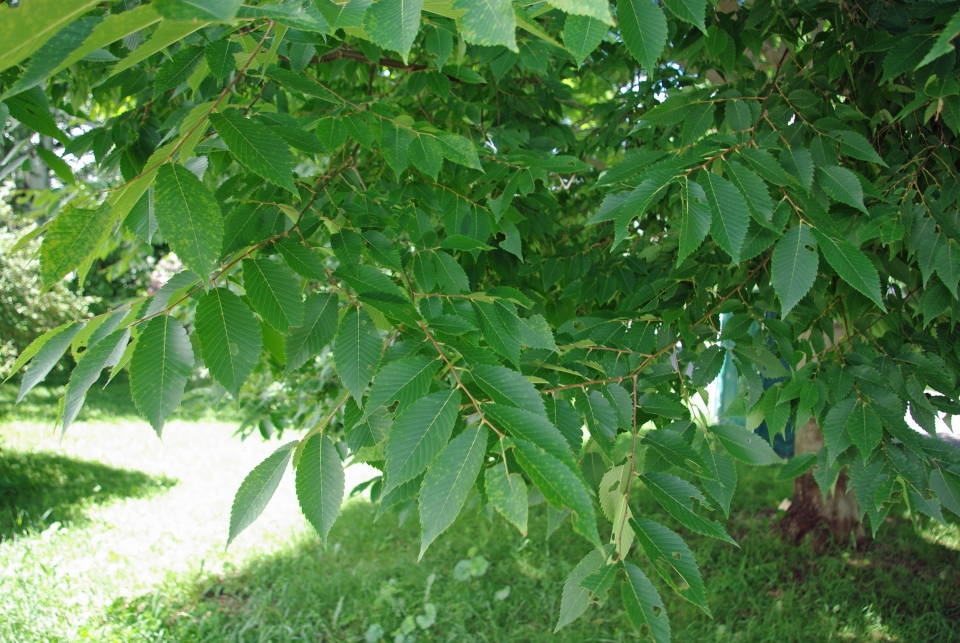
top-left (580, 563), bottom-right (618, 605)
top-left (195, 287), bottom-right (262, 396)
top-left (836, 130), bottom-right (886, 167)
top-left (409, 133), bottom-right (444, 180)
top-left (516, 314), bottom-right (557, 351)
top-left (936, 242), bottom-right (960, 300)
top-left (724, 100), bottom-right (752, 132)
top-left (471, 363), bottom-right (545, 418)
top-left (437, 134), bottom-right (483, 170)
top-left (881, 35), bottom-right (932, 84)
top-left (428, 314), bottom-right (476, 336)
top-left (738, 148), bottom-right (790, 186)
top-left (641, 472), bottom-right (737, 545)
top-left (702, 172), bottom-right (749, 263)
top-left (615, 169), bottom-right (676, 247)
top-left (811, 228), bottom-right (886, 310)
top-left (708, 424), bottom-right (781, 466)
top-left (512, 438), bottom-right (601, 547)
top-left (473, 300), bottom-right (521, 367)
top-left (817, 166), bottom-right (867, 213)
top-left (242, 258), bottom-right (305, 332)
top-left (235, 3), bottom-right (330, 31)
top-left (110, 18), bottom-right (209, 77)
top-left (4, 88), bottom-right (66, 142)
top-left (296, 434), bottom-right (344, 547)
top-left (722, 159), bottom-right (773, 224)
top-left (333, 306), bottom-right (382, 404)
top-left (680, 102), bottom-right (715, 145)
top-left (365, 355), bottom-right (440, 415)
top-left (0, 0), bottom-right (100, 73)
top-left (143, 270), bottom-right (200, 318)
top-left (384, 389), bottom-right (461, 493)
top-left (919, 9), bottom-right (960, 67)
top-left (14, 322), bottom-right (86, 405)
top-left (563, 15), bottom-right (607, 63)
top-left (363, 230), bottom-right (403, 271)
top-left (776, 451), bottom-right (818, 481)
top-left (453, 0), bottom-right (518, 51)
top-left (699, 442), bottom-right (736, 517)
top-left (154, 163), bottom-right (223, 278)
top-left (433, 251), bottom-right (471, 293)
top-left (227, 440), bottom-right (297, 547)
top-left (630, 516), bottom-right (710, 615)
top-left (129, 315), bottom-right (194, 436)
top-left (210, 110), bottom-right (298, 193)
top-left (822, 397), bottom-right (856, 464)
top-left (602, 383), bottom-right (635, 429)
top-left (34, 148), bottom-right (74, 185)
top-left (40, 201), bottom-right (114, 290)
top-left (582, 389), bottom-right (618, 443)
top-left (484, 403), bottom-right (576, 470)
top-left (617, 0), bottom-right (667, 73)
top-left (61, 328), bottom-right (129, 433)
top-left (286, 293), bottom-right (339, 375)
top-left (643, 428), bottom-right (714, 479)
top-left (418, 425), bottom-right (488, 559)
top-left (555, 548), bottom-right (606, 631)
top-left (692, 345), bottom-right (724, 388)
top-left (780, 149), bottom-right (814, 194)
top-left (275, 239), bottom-right (325, 281)
top-left (621, 561), bottom-right (671, 643)
top-left (154, 44), bottom-right (205, 94)
top-left (154, 0), bottom-right (243, 21)
top-left (638, 392), bottom-right (686, 419)
top-left (314, 0), bottom-right (371, 31)
top-left (1, 16), bottom-right (100, 100)
top-left (440, 235), bottom-right (493, 251)
top-left (336, 264), bottom-right (408, 300)
top-left (662, 0), bottom-right (705, 32)
top-left (363, 0), bottom-right (424, 63)
top-left (3, 321), bottom-right (75, 389)
top-left (930, 468), bottom-right (960, 518)
top-left (379, 118), bottom-right (413, 176)
top-left (205, 39), bottom-right (242, 80)
top-left (846, 400), bottom-right (882, 463)
top-left (485, 465), bottom-right (528, 535)
top-left (678, 179), bottom-right (711, 264)
top-left (772, 223), bottom-right (819, 317)
top-left (53, 4), bottom-right (162, 74)
top-left (263, 65), bottom-right (341, 104)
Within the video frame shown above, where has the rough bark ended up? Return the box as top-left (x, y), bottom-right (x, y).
top-left (779, 417), bottom-right (867, 551)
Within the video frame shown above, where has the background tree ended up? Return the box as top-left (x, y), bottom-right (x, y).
top-left (4, 0), bottom-right (960, 639)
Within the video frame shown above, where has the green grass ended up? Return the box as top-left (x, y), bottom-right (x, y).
top-left (1, 404), bottom-right (958, 643)
top-left (106, 466), bottom-right (960, 643)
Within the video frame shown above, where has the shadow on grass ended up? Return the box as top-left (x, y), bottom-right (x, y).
top-left (0, 372), bottom-right (241, 426)
top-left (110, 467), bottom-right (960, 643)
top-left (0, 448), bottom-right (175, 540)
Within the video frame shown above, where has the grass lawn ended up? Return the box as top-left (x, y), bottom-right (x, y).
top-left (1, 380), bottom-right (959, 642)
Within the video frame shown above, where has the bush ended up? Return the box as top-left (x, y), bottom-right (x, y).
top-left (0, 186), bottom-right (97, 380)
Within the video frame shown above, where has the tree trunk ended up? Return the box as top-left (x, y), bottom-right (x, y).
top-left (779, 417), bottom-right (867, 551)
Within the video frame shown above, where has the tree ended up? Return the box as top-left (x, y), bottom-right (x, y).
top-left (4, 0), bottom-right (960, 637)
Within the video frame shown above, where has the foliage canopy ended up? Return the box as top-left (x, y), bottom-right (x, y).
top-left (5, 0), bottom-right (960, 637)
